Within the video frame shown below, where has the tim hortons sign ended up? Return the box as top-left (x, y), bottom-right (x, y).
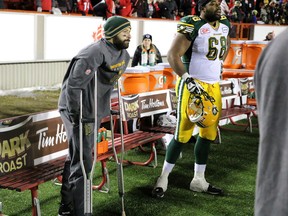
top-left (121, 89), bottom-right (177, 121)
top-left (0, 110), bottom-right (68, 177)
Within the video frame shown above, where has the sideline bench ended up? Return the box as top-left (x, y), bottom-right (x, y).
top-left (0, 111), bottom-right (164, 216)
top-left (0, 110), bottom-right (68, 216)
top-left (0, 156), bottom-right (66, 216)
top-left (217, 78), bottom-right (255, 143)
top-left (139, 114), bottom-right (176, 135)
top-left (0, 131), bottom-right (164, 216)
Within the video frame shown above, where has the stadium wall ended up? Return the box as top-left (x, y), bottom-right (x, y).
top-left (0, 11), bottom-right (286, 90)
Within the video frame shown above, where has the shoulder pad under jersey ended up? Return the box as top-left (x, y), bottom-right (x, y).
top-left (177, 15), bottom-right (202, 34)
top-left (220, 15), bottom-right (231, 28)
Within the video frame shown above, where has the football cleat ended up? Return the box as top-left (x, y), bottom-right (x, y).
top-left (190, 178), bottom-right (224, 195)
top-left (152, 187), bottom-right (165, 198)
top-left (152, 175), bottom-right (168, 198)
top-left (206, 184), bottom-right (224, 195)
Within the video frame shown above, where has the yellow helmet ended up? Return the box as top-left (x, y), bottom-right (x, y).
top-left (186, 91), bottom-right (219, 128)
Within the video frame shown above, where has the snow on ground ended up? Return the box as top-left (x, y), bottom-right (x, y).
top-left (0, 84), bottom-right (62, 97)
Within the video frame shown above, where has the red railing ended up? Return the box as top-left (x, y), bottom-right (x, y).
top-left (230, 23), bottom-right (255, 40)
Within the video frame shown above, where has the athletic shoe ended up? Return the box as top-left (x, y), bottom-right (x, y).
top-left (190, 178), bottom-right (223, 195)
top-left (206, 184), bottom-right (224, 195)
top-left (58, 203), bottom-right (73, 216)
top-left (152, 187), bottom-right (165, 198)
top-left (151, 175), bottom-right (168, 198)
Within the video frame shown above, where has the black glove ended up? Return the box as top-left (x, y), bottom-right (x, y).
top-left (182, 73), bottom-right (203, 95)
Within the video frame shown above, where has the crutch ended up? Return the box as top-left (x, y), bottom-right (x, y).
top-left (110, 79), bottom-right (126, 216)
top-left (79, 71), bottom-right (98, 216)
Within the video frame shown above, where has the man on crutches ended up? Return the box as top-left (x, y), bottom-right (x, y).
top-left (58, 16), bottom-right (131, 216)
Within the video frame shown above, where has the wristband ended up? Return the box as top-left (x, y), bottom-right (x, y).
top-left (181, 72), bottom-right (190, 80)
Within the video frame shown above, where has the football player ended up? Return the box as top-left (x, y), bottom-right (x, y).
top-left (152, 0), bottom-right (231, 198)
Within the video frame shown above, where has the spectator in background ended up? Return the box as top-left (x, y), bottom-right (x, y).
top-left (259, 3), bottom-right (269, 24)
top-left (57, 0), bottom-right (72, 13)
top-left (153, 0), bottom-right (162, 17)
top-left (158, 0), bottom-right (178, 19)
top-left (230, 0), bottom-right (245, 22)
top-left (240, 0), bottom-right (252, 20)
top-left (191, 0), bottom-right (197, 15)
top-left (245, 10), bottom-right (253, 22)
top-left (145, 0), bottom-right (159, 18)
top-left (251, 9), bottom-right (258, 23)
top-left (131, 34), bottom-right (162, 66)
top-left (239, 0), bottom-right (245, 14)
top-left (93, 0), bottom-right (108, 18)
top-left (228, 0), bottom-right (234, 11)
top-left (254, 27), bottom-right (288, 216)
top-left (247, 0), bottom-right (255, 13)
top-left (69, 0), bottom-right (78, 13)
top-left (77, 0), bottom-right (93, 15)
top-left (106, 0), bottom-right (120, 18)
top-left (36, 0), bottom-right (62, 14)
top-left (93, 0), bottom-right (124, 18)
top-left (277, 2), bottom-right (285, 24)
top-left (179, 0), bottom-right (192, 16)
top-left (268, 0), bottom-right (278, 24)
top-left (176, 9), bottom-right (185, 19)
top-left (118, 0), bottom-right (132, 16)
top-left (131, 0), bottom-right (148, 17)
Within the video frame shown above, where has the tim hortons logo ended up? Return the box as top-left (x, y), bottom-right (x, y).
top-left (36, 124), bottom-right (67, 150)
top-left (140, 98), bottom-right (165, 110)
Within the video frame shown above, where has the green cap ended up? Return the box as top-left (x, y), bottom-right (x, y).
top-left (104, 16), bottom-right (131, 39)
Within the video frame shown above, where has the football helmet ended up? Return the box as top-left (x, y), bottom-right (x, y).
top-left (186, 90), bottom-right (219, 128)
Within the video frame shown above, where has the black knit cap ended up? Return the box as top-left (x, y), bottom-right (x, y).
top-left (198, 0), bottom-right (212, 12)
top-left (104, 16), bottom-right (131, 39)
top-left (143, 34), bottom-right (152, 41)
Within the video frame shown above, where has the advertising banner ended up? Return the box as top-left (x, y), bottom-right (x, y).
top-left (121, 89), bottom-right (177, 120)
top-left (0, 110), bottom-right (68, 177)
